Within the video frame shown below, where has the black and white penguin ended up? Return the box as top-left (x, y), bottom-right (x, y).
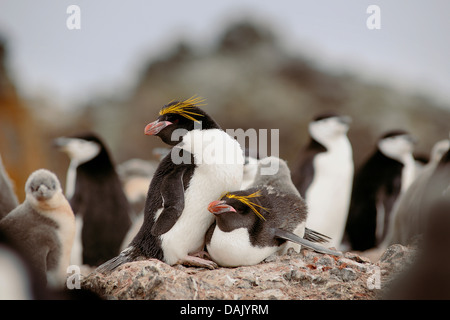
top-left (97, 96), bottom-right (244, 271)
top-left (0, 155), bottom-right (19, 220)
top-left (205, 156), bottom-right (340, 267)
top-left (383, 146), bottom-right (450, 299)
top-left (0, 169), bottom-right (75, 288)
top-left (345, 130), bottom-right (417, 251)
top-left (291, 112), bottom-right (354, 248)
top-left (420, 142), bottom-right (450, 210)
top-left (54, 133), bottom-right (132, 267)
top-left (384, 139), bottom-right (449, 247)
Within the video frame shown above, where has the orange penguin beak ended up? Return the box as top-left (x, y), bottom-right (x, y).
top-left (144, 120), bottom-right (173, 136)
top-left (208, 200), bottom-right (237, 215)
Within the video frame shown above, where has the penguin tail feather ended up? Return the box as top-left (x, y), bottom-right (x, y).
top-left (274, 229), bottom-right (342, 257)
top-left (95, 246), bottom-right (134, 273)
top-left (304, 228), bottom-right (332, 243)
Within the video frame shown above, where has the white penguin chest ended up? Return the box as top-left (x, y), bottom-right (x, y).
top-left (31, 195), bottom-right (76, 288)
top-left (307, 140), bottom-right (353, 200)
top-left (207, 228), bottom-right (278, 267)
top-left (159, 162), bottom-right (243, 264)
top-left (400, 155), bottom-right (416, 192)
top-left (305, 139), bottom-right (353, 245)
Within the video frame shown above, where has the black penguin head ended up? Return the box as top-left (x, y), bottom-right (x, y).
top-left (25, 169), bottom-right (61, 202)
top-left (144, 96), bottom-right (220, 146)
top-left (377, 130), bottom-right (417, 161)
top-left (309, 112), bottom-right (352, 147)
top-left (207, 190), bottom-right (268, 232)
top-left (54, 133), bottom-right (103, 165)
top-left (54, 133), bottom-right (114, 174)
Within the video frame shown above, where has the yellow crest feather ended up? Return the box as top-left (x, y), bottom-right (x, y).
top-left (224, 190), bottom-right (269, 221)
top-left (159, 95), bottom-right (206, 122)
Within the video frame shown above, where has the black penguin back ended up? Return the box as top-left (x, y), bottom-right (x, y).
top-left (129, 152), bottom-right (196, 260)
top-left (128, 156), bottom-right (169, 261)
top-left (345, 150), bottom-right (404, 251)
top-left (70, 134), bottom-right (132, 266)
top-left (291, 138), bottom-right (327, 198)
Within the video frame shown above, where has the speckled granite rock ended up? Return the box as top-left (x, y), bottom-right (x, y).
top-left (81, 245), bottom-right (417, 300)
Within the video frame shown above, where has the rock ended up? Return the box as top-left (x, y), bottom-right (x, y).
top-left (378, 244), bottom-right (417, 280)
top-left (344, 251), bottom-right (372, 264)
top-left (81, 244), bottom-right (418, 300)
top-left (255, 289), bottom-right (288, 300)
top-left (330, 267), bottom-right (357, 282)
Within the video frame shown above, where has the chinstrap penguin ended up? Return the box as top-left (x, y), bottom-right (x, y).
top-left (384, 139), bottom-right (449, 247)
top-left (97, 96), bottom-right (244, 272)
top-left (0, 169), bottom-right (75, 288)
top-left (291, 112), bottom-right (354, 249)
top-left (345, 130), bottom-right (417, 251)
top-left (0, 154), bottom-right (19, 220)
top-left (206, 156), bottom-right (340, 267)
top-left (54, 133), bottom-right (132, 267)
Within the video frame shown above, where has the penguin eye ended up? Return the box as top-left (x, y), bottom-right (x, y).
top-left (166, 114), bottom-right (180, 124)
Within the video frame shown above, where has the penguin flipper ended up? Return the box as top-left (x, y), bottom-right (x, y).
top-left (273, 228), bottom-right (342, 256)
top-left (151, 168), bottom-right (186, 236)
top-left (151, 207), bottom-right (183, 236)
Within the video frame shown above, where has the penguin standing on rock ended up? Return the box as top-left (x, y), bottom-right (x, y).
top-left (384, 148), bottom-right (450, 299)
top-left (0, 169), bottom-right (75, 288)
top-left (345, 130), bottom-right (417, 251)
top-left (97, 96), bottom-right (244, 272)
top-left (206, 156), bottom-right (340, 267)
top-left (54, 133), bottom-right (132, 266)
top-left (384, 139), bottom-right (449, 247)
top-left (291, 112), bottom-right (354, 249)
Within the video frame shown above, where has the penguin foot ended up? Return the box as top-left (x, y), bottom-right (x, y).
top-left (190, 250), bottom-right (212, 260)
top-left (176, 255), bottom-right (218, 270)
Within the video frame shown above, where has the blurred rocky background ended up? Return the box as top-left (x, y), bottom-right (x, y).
top-left (1, 20), bottom-right (449, 201)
